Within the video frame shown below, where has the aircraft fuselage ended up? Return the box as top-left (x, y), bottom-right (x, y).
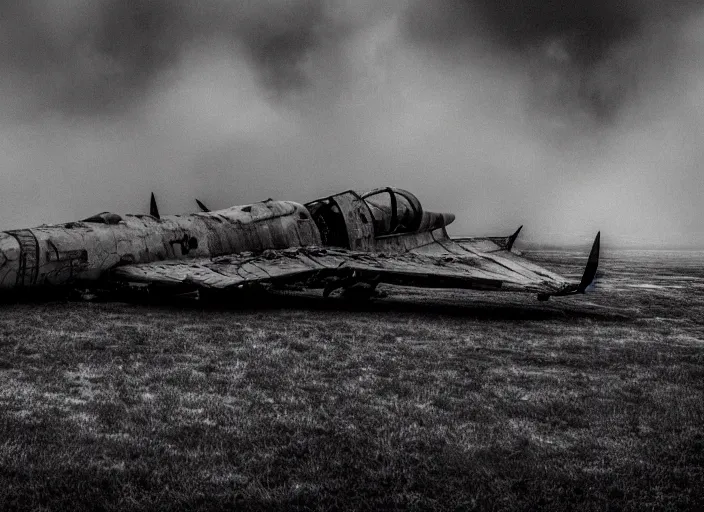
top-left (0, 188), bottom-right (455, 291)
top-left (0, 201), bottom-right (320, 290)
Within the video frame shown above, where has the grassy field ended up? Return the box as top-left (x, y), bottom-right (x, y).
top-left (0, 249), bottom-right (703, 511)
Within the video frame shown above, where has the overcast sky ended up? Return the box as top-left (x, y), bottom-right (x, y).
top-left (0, 0), bottom-right (703, 247)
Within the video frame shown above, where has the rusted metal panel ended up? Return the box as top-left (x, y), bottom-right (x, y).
top-left (373, 230), bottom-right (437, 254)
top-left (255, 221), bottom-right (274, 250)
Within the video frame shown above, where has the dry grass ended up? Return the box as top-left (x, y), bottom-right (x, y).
top-left (0, 250), bottom-right (703, 510)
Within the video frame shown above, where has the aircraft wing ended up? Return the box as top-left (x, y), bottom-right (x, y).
top-left (109, 233), bottom-right (599, 300)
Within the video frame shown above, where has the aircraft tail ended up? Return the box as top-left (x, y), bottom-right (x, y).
top-left (150, 193), bottom-right (160, 219)
top-left (195, 199), bottom-right (210, 212)
top-left (486, 225), bottom-right (523, 252)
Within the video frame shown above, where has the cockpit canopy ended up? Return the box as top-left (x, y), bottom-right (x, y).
top-left (305, 187), bottom-right (428, 248)
top-left (360, 187), bottom-right (423, 236)
top-left (305, 187), bottom-right (454, 250)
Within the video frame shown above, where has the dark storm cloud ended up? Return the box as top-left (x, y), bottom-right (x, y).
top-left (403, 0), bottom-right (704, 122)
top-left (0, 0), bottom-right (332, 115)
top-left (0, 0), bottom-right (702, 247)
top-left (8, 0), bottom-right (698, 122)
top-left (406, 1), bottom-right (637, 59)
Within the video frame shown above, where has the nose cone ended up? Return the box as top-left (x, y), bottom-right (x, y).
top-left (419, 211), bottom-right (455, 231)
top-left (440, 213), bottom-right (455, 227)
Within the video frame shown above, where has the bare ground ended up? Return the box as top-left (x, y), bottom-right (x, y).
top-left (0, 250), bottom-right (703, 511)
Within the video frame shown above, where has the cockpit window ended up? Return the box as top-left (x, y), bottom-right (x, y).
top-left (305, 199), bottom-right (350, 248)
top-left (364, 190), bottom-right (394, 235)
top-left (361, 188), bottom-right (423, 236)
top-left (304, 188), bottom-right (424, 245)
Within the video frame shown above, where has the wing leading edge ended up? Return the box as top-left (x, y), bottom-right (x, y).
top-left (110, 232), bottom-right (600, 300)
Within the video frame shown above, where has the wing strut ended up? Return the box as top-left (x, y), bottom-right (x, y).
top-left (150, 193), bottom-right (160, 219)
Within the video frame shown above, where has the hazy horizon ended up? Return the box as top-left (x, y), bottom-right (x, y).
top-left (1, 1), bottom-right (702, 249)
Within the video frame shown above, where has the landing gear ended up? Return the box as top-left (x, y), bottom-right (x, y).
top-left (340, 282), bottom-right (387, 301)
top-left (322, 272), bottom-right (386, 301)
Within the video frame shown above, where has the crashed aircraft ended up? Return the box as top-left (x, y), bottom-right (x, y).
top-left (0, 187), bottom-right (599, 301)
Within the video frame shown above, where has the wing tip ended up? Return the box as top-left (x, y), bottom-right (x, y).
top-left (539, 231), bottom-right (600, 300)
top-left (506, 225), bottom-right (523, 251)
top-left (577, 231), bottom-right (600, 293)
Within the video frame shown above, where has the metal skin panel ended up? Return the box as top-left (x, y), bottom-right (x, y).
top-left (0, 200), bottom-right (321, 289)
top-left (372, 230), bottom-right (437, 254)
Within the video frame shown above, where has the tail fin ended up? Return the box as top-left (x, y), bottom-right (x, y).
top-left (195, 199), bottom-right (210, 212)
top-left (487, 225), bottom-right (523, 251)
top-left (150, 193), bottom-right (160, 219)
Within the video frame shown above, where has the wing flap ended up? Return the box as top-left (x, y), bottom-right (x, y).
top-left (406, 235), bottom-right (568, 285)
